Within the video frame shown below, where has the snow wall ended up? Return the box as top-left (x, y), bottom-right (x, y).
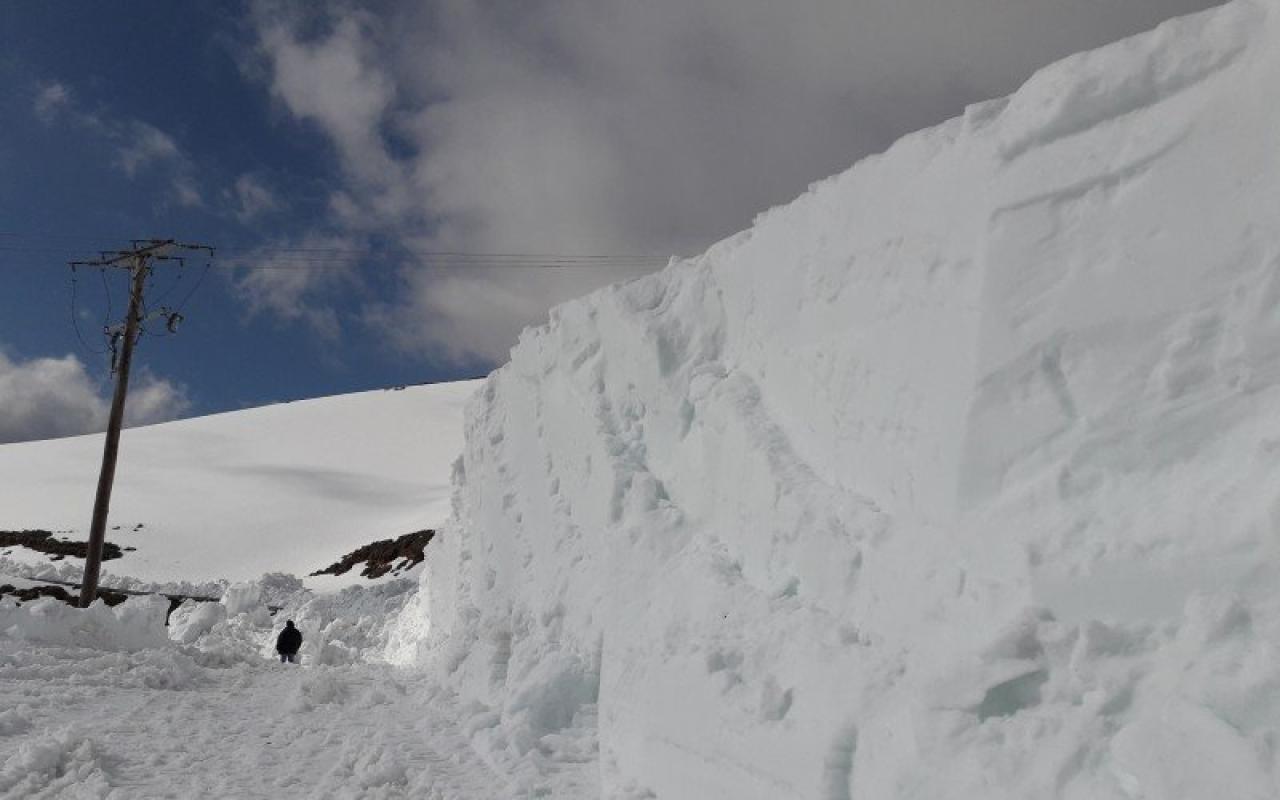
top-left (395, 1), bottom-right (1280, 795)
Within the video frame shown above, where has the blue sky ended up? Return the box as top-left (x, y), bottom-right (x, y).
top-left (0, 0), bottom-right (1218, 443)
top-left (0, 3), bottom-right (490, 427)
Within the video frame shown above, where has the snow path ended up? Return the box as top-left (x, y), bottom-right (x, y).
top-left (0, 640), bottom-right (597, 799)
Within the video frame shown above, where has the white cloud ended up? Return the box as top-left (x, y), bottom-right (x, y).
top-left (0, 349), bottom-right (190, 445)
top-left (115, 122), bottom-right (182, 177)
top-left (229, 234), bottom-right (362, 340)
top-left (231, 173), bottom-right (282, 221)
top-left (367, 261), bottom-right (626, 364)
top-left (30, 82), bottom-right (203, 208)
top-left (34, 81), bottom-right (70, 123)
top-left (248, 0), bottom-right (1219, 364)
top-left (124, 370), bottom-right (192, 429)
top-left (172, 174), bottom-right (204, 209)
top-left (254, 8), bottom-right (414, 225)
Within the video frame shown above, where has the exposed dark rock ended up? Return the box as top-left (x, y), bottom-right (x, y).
top-left (0, 582), bottom-right (216, 624)
top-left (310, 529), bottom-right (436, 580)
top-left (0, 583), bottom-right (129, 607)
top-left (0, 530), bottom-right (122, 561)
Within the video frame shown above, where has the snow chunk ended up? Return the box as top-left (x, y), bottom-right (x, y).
top-left (0, 728), bottom-right (112, 798)
top-left (0, 705), bottom-right (32, 737)
top-left (221, 580), bottom-right (265, 616)
top-left (167, 599), bottom-right (227, 645)
top-left (0, 594), bottom-right (169, 652)
top-left (290, 669), bottom-right (351, 711)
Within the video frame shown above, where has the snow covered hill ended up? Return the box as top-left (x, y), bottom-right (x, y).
top-left (0, 381), bottom-right (480, 590)
top-left (391, 1), bottom-right (1280, 796)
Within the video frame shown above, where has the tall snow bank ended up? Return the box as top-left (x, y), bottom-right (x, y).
top-left (400, 0), bottom-right (1280, 796)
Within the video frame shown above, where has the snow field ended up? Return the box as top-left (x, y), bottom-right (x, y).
top-left (399, 0), bottom-right (1280, 796)
top-left (0, 381), bottom-right (479, 588)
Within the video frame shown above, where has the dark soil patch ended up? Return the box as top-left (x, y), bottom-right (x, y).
top-left (0, 582), bottom-right (130, 607)
top-left (0, 581), bottom-right (225, 624)
top-left (310, 529), bottom-right (435, 579)
top-left (0, 530), bottom-right (122, 561)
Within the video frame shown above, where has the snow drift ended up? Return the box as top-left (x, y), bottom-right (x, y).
top-left (399, 1), bottom-right (1280, 796)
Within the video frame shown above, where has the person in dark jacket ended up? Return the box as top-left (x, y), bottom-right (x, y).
top-left (276, 620), bottom-right (302, 664)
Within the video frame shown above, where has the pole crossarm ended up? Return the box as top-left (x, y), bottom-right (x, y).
top-left (70, 239), bottom-right (178, 271)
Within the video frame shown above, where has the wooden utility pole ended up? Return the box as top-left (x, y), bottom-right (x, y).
top-left (71, 239), bottom-right (214, 607)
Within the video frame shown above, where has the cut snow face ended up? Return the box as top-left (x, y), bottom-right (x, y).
top-left (395, 0), bottom-right (1280, 796)
top-left (0, 381), bottom-right (480, 591)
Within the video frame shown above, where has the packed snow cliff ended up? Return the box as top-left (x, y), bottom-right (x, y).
top-left (393, 0), bottom-right (1280, 796)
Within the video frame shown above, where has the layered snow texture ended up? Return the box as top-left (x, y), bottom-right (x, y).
top-left (402, 1), bottom-right (1280, 796)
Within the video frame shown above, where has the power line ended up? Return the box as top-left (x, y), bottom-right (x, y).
top-left (68, 266), bottom-right (107, 356)
top-left (0, 249), bottom-right (667, 266)
top-left (0, 244), bottom-right (667, 259)
top-left (99, 265), bottom-right (113, 330)
top-left (0, 238), bottom-right (674, 268)
top-left (144, 256), bottom-right (186, 310)
top-left (173, 260), bottom-right (212, 314)
top-left (0, 233), bottom-right (670, 257)
top-left (215, 261), bottom-right (664, 271)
